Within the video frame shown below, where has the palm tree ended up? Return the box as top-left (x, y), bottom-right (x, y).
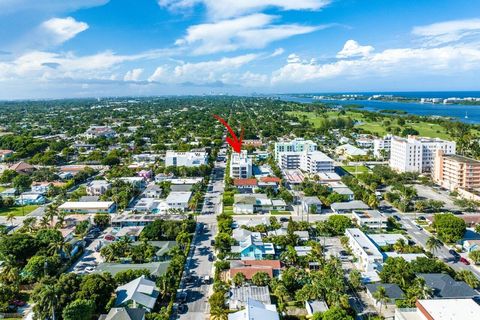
top-left (6, 212), bottom-right (16, 226)
top-left (393, 238), bottom-right (407, 253)
top-left (373, 286), bottom-right (389, 316)
top-left (55, 211), bottom-right (67, 229)
top-left (39, 216), bottom-right (50, 229)
top-left (456, 270), bottom-right (480, 289)
top-left (44, 204), bottom-right (59, 227)
top-left (48, 238), bottom-right (72, 258)
top-left (210, 307), bottom-right (228, 320)
top-left (0, 255), bottom-right (20, 284)
top-left (426, 236), bottom-right (442, 255)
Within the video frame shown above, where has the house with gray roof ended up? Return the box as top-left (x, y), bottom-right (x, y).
top-left (115, 275), bottom-right (160, 311)
top-left (331, 200), bottom-right (369, 214)
top-left (416, 273), bottom-right (479, 299)
top-left (98, 307), bottom-right (145, 320)
top-left (229, 286), bottom-right (271, 310)
top-left (365, 283), bottom-right (404, 305)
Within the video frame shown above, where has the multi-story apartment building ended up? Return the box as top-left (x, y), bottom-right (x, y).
top-left (274, 138), bottom-right (317, 160)
top-left (300, 151), bottom-right (334, 173)
top-left (165, 151), bottom-right (208, 167)
top-left (389, 135), bottom-right (456, 173)
top-left (345, 228), bottom-right (383, 272)
top-left (373, 134), bottom-right (392, 158)
top-left (433, 150), bottom-right (480, 191)
top-left (230, 150), bottom-right (253, 179)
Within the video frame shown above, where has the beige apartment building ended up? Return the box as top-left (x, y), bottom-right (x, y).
top-left (433, 150), bottom-right (480, 191)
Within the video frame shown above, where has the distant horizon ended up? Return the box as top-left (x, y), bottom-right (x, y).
top-left (4, 90), bottom-right (480, 102)
top-left (1, 1), bottom-right (480, 99)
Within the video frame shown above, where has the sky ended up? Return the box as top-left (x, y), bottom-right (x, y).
top-left (1, 0), bottom-right (480, 99)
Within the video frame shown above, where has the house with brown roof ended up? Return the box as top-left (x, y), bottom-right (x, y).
top-left (228, 260), bottom-right (282, 280)
top-left (9, 161), bottom-right (35, 174)
top-left (0, 149), bottom-right (13, 162)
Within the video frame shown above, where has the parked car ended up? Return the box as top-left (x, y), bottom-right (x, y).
top-left (208, 254), bottom-right (215, 262)
top-left (85, 266), bottom-right (95, 273)
top-left (280, 217), bottom-right (289, 222)
top-left (393, 215), bottom-right (401, 221)
top-left (460, 257), bottom-right (470, 265)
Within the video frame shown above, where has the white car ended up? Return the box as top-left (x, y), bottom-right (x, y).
top-left (85, 266), bottom-right (95, 273)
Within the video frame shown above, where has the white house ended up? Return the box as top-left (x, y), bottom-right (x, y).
top-left (165, 192), bottom-right (192, 211)
top-left (86, 180), bottom-right (111, 196)
top-left (352, 210), bottom-right (388, 229)
top-left (331, 200), bottom-right (369, 214)
top-left (228, 298), bottom-right (279, 320)
top-left (59, 201), bottom-right (116, 213)
top-left (114, 276), bottom-right (159, 311)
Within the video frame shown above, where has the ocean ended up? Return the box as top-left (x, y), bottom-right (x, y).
top-left (277, 91), bottom-right (480, 124)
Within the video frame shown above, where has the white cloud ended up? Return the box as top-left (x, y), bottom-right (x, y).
top-left (270, 48), bottom-right (285, 57)
top-left (0, 50), bottom-right (165, 81)
top-left (272, 41), bottom-right (480, 84)
top-left (158, 0), bottom-right (331, 20)
top-left (412, 18), bottom-right (480, 46)
top-left (336, 39), bottom-right (374, 58)
top-left (0, 0), bottom-right (110, 15)
top-left (176, 13), bottom-right (322, 54)
top-left (38, 17), bottom-right (89, 46)
top-left (148, 53), bottom-right (263, 85)
top-left (124, 68), bottom-right (144, 81)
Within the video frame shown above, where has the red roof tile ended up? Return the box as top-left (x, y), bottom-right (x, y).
top-left (233, 178), bottom-right (258, 186)
top-left (260, 177), bottom-right (281, 183)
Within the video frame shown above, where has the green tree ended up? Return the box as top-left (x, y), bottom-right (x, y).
top-left (456, 270), bottom-right (480, 288)
top-left (349, 269), bottom-right (362, 290)
top-left (251, 271), bottom-right (270, 286)
top-left (12, 174), bottom-right (32, 192)
top-left (93, 214), bottom-right (110, 229)
top-left (314, 306), bottom-right (354, 320)
top-left (372, 286), bottom-right (389, 316)
top-left (326, 215), bottom-right (352, 236)
top-left (76, 273), bottom-right (115, 313)
top-left (232, 272), bottom-right (246, 287)
top-left (426, 236), bottom-right (442, 255)
top-left (468, 250), bottom-right (480, 264)
top-left (62, 299), bottom-right (94, 320)
top-left (433, 213), bottom-right (466, 243)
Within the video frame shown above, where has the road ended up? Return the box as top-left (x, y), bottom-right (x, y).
top-left (175, 150), bottom-right (226, 320)
top-left (380, 202), bottom-right (480, 279)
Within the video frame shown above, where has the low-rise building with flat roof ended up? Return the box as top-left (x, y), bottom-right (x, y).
top-left (59, 201), bottom-right (116, 213)
top-left (395, 298), bottom-right (480, 320)
top-left (352, 209), bottom-right (388, 229)
top-left (331, 200), bottom-right (369, 214)
top-left (345, 228), bottom-right (383, 272)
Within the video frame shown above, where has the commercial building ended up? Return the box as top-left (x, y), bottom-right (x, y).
top-left (389, 136), bottom-right (456, 173)
top-left (230, 151), bottom-right (253, 179)
top-left (352, 210), bottom-right (388, 229)
top-left (345, 228), bottom-right (383, 272)
top-left (165, 151), bottom-right (208, 167)
top-left (433, 150), bottom-right (480, 191)
top-left (395, 298), bottom-right (480, 320)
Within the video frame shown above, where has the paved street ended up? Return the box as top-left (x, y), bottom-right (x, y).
top-left (176, 150), bottom-right (226, 320)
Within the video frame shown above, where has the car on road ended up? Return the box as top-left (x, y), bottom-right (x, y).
top-left (208, 254), bottom-right (215, 261)
top-left (460, 257), bottom-right (470, 265)
top-left (280, 217), bottom-right (289, 222)
top-left (204, 275), bottom-right (211, 284)
top-left (210, 239), bottom-right (215, 246)
top-left (449, 249), bottom-right (460, 259)
top-left (393, 215), bottom-right (401, 221)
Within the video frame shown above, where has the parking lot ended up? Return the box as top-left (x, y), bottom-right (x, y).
top-left (69, 228), bottom-right (105, 274)
top-left (414, 184), bottom-right (460, 211)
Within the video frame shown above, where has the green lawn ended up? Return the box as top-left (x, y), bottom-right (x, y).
top-left (223, 205), bottom-right (234, 214)
top-left (270, 210), bottom-right (291, 215)
top-left (342, 165), bottom-right (370, 175)
top-left (0, 205), bottom-right (39, 216)
top-left (287, 110), bottom-right (454, 139)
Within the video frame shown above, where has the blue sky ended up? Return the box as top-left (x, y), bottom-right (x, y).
top-left (1, 0), bottom-right (480, 99)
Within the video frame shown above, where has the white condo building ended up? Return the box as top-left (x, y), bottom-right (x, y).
top-left (230, 150), bottom-right (253, 179)
top-left (389, 136), bottom-right (456, 173)
top-left (373, 134), bottom-right (392, 158)
top-left (165, 151), bottom-right (208, 167)
top-left (275, 139), bottom-right (333, 173)
top-left (274, 138), bottom-right (317, 160)
top-left (345, 228), bottom-right (383, 272)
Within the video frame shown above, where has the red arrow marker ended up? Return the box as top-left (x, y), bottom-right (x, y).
top-left (213, 114), bottom-right (243, 153)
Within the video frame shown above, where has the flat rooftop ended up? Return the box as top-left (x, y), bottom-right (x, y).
top-left (346, 228), bottom-right (383, 258)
